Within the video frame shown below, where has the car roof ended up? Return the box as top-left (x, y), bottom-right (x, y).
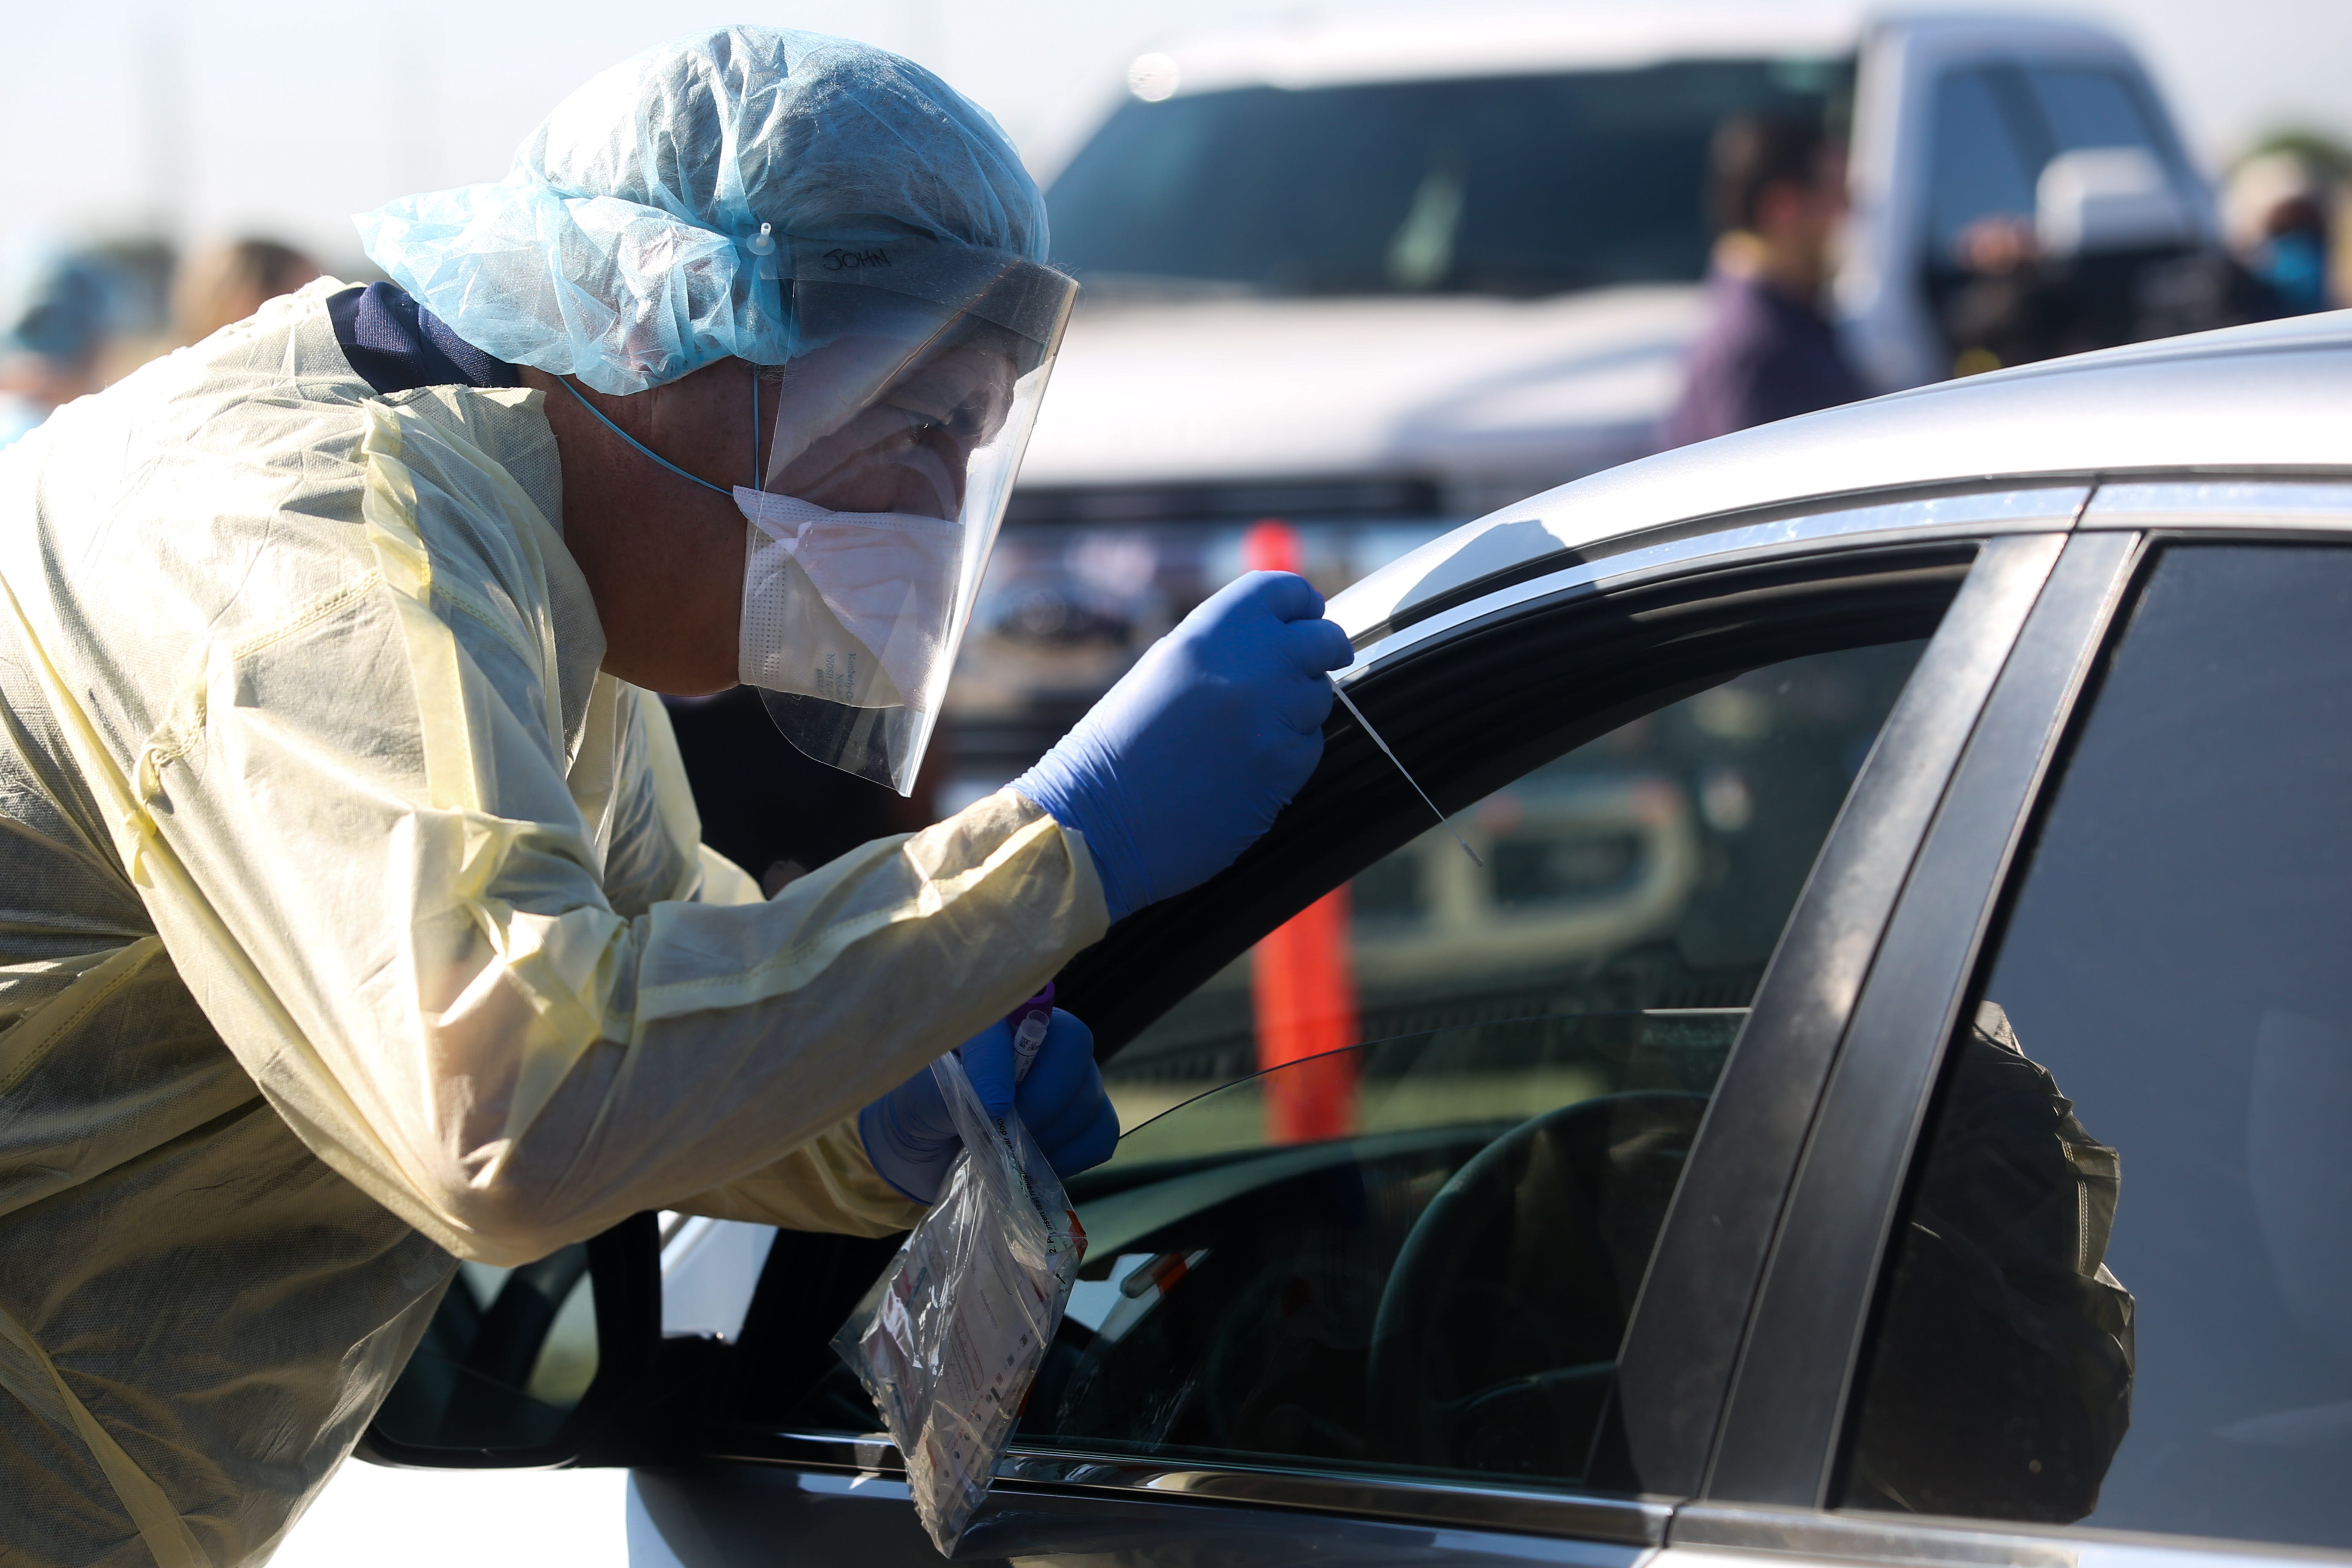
top-left (1146, 3), bottom-right (1866, 96)
top-left (1331, 309), bottom-right (2352, 641)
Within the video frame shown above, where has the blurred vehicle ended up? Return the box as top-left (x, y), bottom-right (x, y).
top-left (354, 306), bottom-right (2352, 1568)
top-left (946, 5), bottom-right (2225, 802)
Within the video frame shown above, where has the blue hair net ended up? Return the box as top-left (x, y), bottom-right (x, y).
top-left (355, 27), bottom-right (1047, 395)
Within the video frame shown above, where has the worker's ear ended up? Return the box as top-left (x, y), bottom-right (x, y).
top-left (354, 1212), bottom-right (670, 1470)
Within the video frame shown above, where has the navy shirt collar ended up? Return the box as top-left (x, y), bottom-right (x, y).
top-left (327, 282), bottom-right (519, 395)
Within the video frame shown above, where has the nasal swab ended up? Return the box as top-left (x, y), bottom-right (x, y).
top-left (1330, 683), bottom-right (1483, 867)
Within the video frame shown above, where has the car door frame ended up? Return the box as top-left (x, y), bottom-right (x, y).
top-left (639, 484), bottom-right (2095, 1564)
top-left (1680, 479), bottom-right (2352, 1568)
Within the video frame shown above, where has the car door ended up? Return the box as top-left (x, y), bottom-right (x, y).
top-left (1661, 483), bottom-right (2352, 1568)
top-left (624, 488), bottom-right (2088, 1565)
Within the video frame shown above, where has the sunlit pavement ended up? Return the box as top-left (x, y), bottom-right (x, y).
top-left (269, 1462), bottom-right (631, 1567)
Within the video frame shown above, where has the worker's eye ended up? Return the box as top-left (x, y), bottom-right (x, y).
top-left (889, 398), bottom-right (968, 440)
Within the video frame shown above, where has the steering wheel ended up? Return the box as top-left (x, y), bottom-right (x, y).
top-left (1364, 1090), bottom-right (1709, 1472)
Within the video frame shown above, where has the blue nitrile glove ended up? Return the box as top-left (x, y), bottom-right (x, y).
top-left (859, 1010), bottom-right (1119, 1205)
top-left (1014, 571), bottom-right (1355, 921)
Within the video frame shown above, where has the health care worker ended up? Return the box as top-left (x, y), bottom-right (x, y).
top-left (0, 29), bottom-right (1351, 1568)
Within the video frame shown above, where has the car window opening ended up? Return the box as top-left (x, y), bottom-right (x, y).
top-left (760, 633), bottom-right (1934, 1495)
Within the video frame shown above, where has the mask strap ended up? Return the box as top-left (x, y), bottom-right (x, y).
top-left (554, 375), bottom-right (732, 498)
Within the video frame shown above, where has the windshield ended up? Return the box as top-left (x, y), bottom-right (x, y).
top-left (1045, 58), bottom-right (1852, 299)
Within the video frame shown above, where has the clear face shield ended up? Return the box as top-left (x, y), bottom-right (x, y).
top-left (739, 240), bottom-right (1078, 795)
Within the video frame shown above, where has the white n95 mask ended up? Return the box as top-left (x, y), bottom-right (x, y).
top-left (734, 487), bottom-right (960, 713)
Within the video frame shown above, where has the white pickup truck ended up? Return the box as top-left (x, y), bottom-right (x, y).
top-left (945, 4), bottom-right (2221, 799)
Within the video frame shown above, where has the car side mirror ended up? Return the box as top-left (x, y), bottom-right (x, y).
top-left (356, 1212), bottom-right (664, 1468)
top-left (2037, 146), bottom-right (2196, 258)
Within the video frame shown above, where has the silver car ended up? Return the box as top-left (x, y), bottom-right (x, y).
top-left (362, 308), bottom-right (2352, 1568)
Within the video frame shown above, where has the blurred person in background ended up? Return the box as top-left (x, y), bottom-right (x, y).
top-left (2224, 150), bottom-right (2338, 316)
top-left (0, 249), bottom-right (117, 450)
top-left (1659, 115), bottom-right (1864, 447)
top-left (172, 236), bottom-right (322, 344)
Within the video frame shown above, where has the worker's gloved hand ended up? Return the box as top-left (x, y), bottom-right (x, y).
top-left (859, 1009), bottom-right (1119, 1205)
top-left (1014, 571), bottom-right (1354, 921)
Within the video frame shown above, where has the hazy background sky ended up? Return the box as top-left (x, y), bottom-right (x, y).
top-left (4, 0), bottom-right (2349, 269)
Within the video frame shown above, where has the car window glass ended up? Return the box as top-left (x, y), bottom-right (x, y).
top-left (373, 1246), bottom-right (600, 1449)
top-left (1927, 67), bottom-right (2044, 263)
top-left (1046, 59), bottom-right (1852, 298)
top-left (1020, 639), bottom-right (1927, 1490)
top-left (2024, 65), bottom-right (2161, 156)
top-left (659, 1216), bottom-right (777, 1341)
top-left (1108, 640), bottom-right (1925, 1127)
top-left (1841, 545), bottom-right (2352, 1551)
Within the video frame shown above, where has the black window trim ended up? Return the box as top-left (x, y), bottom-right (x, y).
top-left (1620, 529), bottom-right (2074, 1498)
top-left (1704, 526), bottom-right (2144, 1506)
top-left (696, 1430), bottom-right (1676, 1547)
top-left (634, 1450), bottom-right (1668, 1564)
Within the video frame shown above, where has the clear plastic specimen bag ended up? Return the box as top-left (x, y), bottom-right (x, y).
top-left (833, 1048), bottom-right (1085, 1555)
